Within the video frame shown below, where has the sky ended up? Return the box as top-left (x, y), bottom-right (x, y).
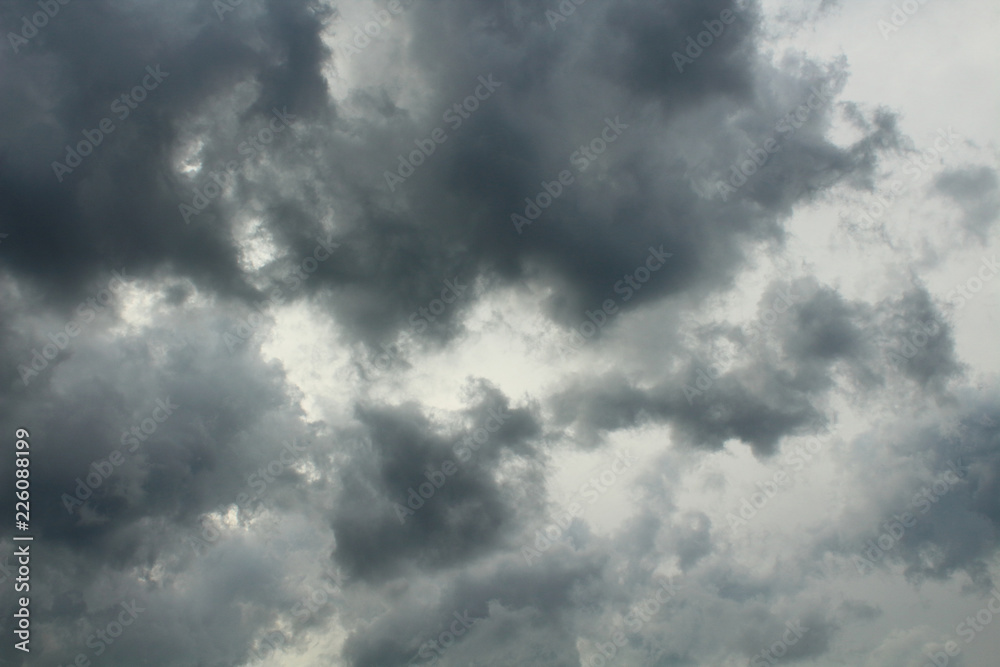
top-left (1, 0), bottom-right (999, 666)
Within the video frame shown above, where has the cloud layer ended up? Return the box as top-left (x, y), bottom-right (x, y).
top-left (1, 0), bottom-right (998, 665)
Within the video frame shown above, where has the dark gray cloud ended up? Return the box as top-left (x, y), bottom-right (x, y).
top-left (935, 165), bottom-right (1000, 240)
top-left (1, 0), bottom-right (997, 665)
top-left (329, 381), bottom-right (545, 579)
top-left (547, 277), bottom-right (965, 457)
top-left (1, 0), bottom-right (889, 353)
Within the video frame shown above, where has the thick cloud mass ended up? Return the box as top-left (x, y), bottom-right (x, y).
top-left (1, 0), bottom-right (999, 665)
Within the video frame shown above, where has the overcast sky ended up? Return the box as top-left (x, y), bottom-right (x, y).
top-left (1, 0), bottom-right (999, 665)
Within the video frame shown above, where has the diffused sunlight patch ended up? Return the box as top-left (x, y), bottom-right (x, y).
top-left (259, 299), bottom-right (354, 424)
top-left (233, 216), bottom-right (280, 275)
top-left (110, 278), bottom-right (216, 339)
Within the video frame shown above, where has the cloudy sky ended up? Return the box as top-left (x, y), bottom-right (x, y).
top-left (1, 0), bottom-right (999, 665)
